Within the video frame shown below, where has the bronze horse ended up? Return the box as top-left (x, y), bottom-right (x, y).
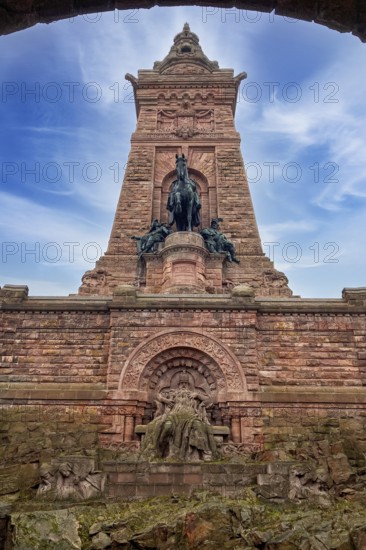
top-left (167, 154), bottom-right (201, 232)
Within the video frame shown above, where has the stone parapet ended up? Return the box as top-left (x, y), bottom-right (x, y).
top-left (103, 461), bottom-right (270, 499)
top-left (343, 288), bottom-right (366, 306)
top-left (0, 285), bottom-right (28, 304)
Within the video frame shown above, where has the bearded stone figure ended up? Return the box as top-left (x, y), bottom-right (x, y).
top-left (141, 370), bottom-right (219, 462)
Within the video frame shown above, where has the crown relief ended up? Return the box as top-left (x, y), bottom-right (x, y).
top-left (157, 99), bottom-right (215, 139)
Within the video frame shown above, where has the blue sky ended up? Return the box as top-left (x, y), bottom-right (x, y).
top-left (0, 6), bottom-right (366, 298)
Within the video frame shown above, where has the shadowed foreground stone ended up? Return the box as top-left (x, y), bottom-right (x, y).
top-left (9, 509), bottom-right (81, 549)
top-left (6, 494), bottom-right (366, 549)
top-left (0, 1), bottom-right (366, 41)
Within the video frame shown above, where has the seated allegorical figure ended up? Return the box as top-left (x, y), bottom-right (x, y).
top-left (201, 218), bottom-right (240, 264)
top-left (131, 219), bottom-right (171, 256)
top-left (140, 370), bottom-right (220, 462)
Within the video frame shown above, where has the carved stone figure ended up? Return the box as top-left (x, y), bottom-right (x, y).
top-left (81, 269), bottom-right (106, 288)
top-left (167, 154), bottom-right (201, 231)
top-left (36, 463), bottom-right (56, 497)
top-left (132, 219), bottom-right (171, 256)
top-left (263, 269), bottom-right (289, 288)
top-left (56, 462), bottom-right (78, 500)
top-left (36, 460), bottom-right (105, 501)
top-left (201, 218), bottom-right (240, 263)
top-left (141, 370), bottom-right (219, 461)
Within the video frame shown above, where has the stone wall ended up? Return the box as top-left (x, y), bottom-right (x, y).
top-left (1, 287), bottom-right (366, 457)
top-left (1, 287), bottom-right (366, 522)
top-left (103, 462), bottom-right (268, 498)
top-left (1, 309), bottom-right (110, 385)
top-left (258, 311), bottom-right (366, 387)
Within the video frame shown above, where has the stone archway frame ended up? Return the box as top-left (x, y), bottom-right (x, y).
top-left (118, 328), bottom-right (248, 399)
top-left (1, 2), bottom-right (365, 41)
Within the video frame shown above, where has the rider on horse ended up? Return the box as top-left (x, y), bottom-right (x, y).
top-left (167, 154), bottom-right (201, 231)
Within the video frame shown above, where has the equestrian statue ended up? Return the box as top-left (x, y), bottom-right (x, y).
top-left (167, 154), bottom-right (201, 232)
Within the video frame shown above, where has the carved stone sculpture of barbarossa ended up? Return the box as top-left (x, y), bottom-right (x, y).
top-left (140, 370), bottom-right (220, 462)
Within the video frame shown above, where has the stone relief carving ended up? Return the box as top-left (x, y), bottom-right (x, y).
top-left (140, 350), bottom-right (219, 395)
top-left (157, 102), bottom-right (214, 140)
top-left (81, 269), bottom-right (107, 289)
top-left (36, 459), bottom-right (105, 501)
top-left (118, 330), bottom-right (246, 395)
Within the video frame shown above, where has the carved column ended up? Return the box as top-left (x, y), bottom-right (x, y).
top-left (231, 416), bottom-right (241, 443)
top-left (124, 416), bottom-right (135, 441)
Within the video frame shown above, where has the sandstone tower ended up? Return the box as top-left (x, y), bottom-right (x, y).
top-left (1, 25), bottom-right (366, 508)
top-left (79, 23), bottom-right (292, 298)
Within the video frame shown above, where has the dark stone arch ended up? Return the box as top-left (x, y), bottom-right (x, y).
top-left (0, 2), bottom-right (365, 41)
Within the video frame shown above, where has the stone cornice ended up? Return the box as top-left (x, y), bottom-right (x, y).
top-left (136, 79), bottom-right (239, 86)
top-left (2, 293), bottom-right (366, 314)
top-left (132, 79), bottom-right (240, 115)
top-left (259, 386), bottom-right (366, 405)
top-left (130, 133), bottom-right (241, 143)
top-left (0, 383), bottom-right (107, 401)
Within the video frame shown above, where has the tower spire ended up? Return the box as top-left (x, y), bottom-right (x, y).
top-left (153, 22), bottom-right (219, 73)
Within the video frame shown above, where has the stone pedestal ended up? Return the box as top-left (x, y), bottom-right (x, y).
top-left (142, 232), bottom-right (227, 293)
top-left (103, 461), bottom-right (271, 499)
top-left (161, 232), bottom-right (208, 293)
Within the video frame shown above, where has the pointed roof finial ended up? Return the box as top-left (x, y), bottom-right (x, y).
top-left (153, 24), bottom-right (219, 73)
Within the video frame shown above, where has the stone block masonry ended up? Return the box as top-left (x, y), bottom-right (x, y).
top-left (1, 286), bottom-right (366, 461)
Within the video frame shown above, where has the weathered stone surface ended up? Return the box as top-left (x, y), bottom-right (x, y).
top-left (231, 284), bottom-right (255, 298)
top-left (0, 285), bottom-right (28, 303)
top-left (9, 509), bottom-right (81, 549)
top-left (113, 285), bottom-right (136, 296)
top-left (91, 531), bottom-right (112, 549)
top-left (6, 494), bottom-right (366, 550)
top-left (327, 453), bottom-right (353, 485)
top-left (351, 526), bottom-right (366, 550)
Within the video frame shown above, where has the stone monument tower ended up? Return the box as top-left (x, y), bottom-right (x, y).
top-left (1, 24), bottom-right (366, 508)
top-left (79, 23), bottom-right (291, 298)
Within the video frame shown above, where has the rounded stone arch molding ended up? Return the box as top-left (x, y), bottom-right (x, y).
top-left (1, 2), bottom-right (365, 40)
top-left (161, 168), bottom-right (209, 195)
top-left (118, 328), bottom-right (248, 399)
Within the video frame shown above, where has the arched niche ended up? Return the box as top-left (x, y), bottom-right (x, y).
top-left (1, 3), bottom-right (365, 41)
top-left (118, 328), bottom-right (247, 401)
top-left (154, 168), bottom-right (212, 229)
